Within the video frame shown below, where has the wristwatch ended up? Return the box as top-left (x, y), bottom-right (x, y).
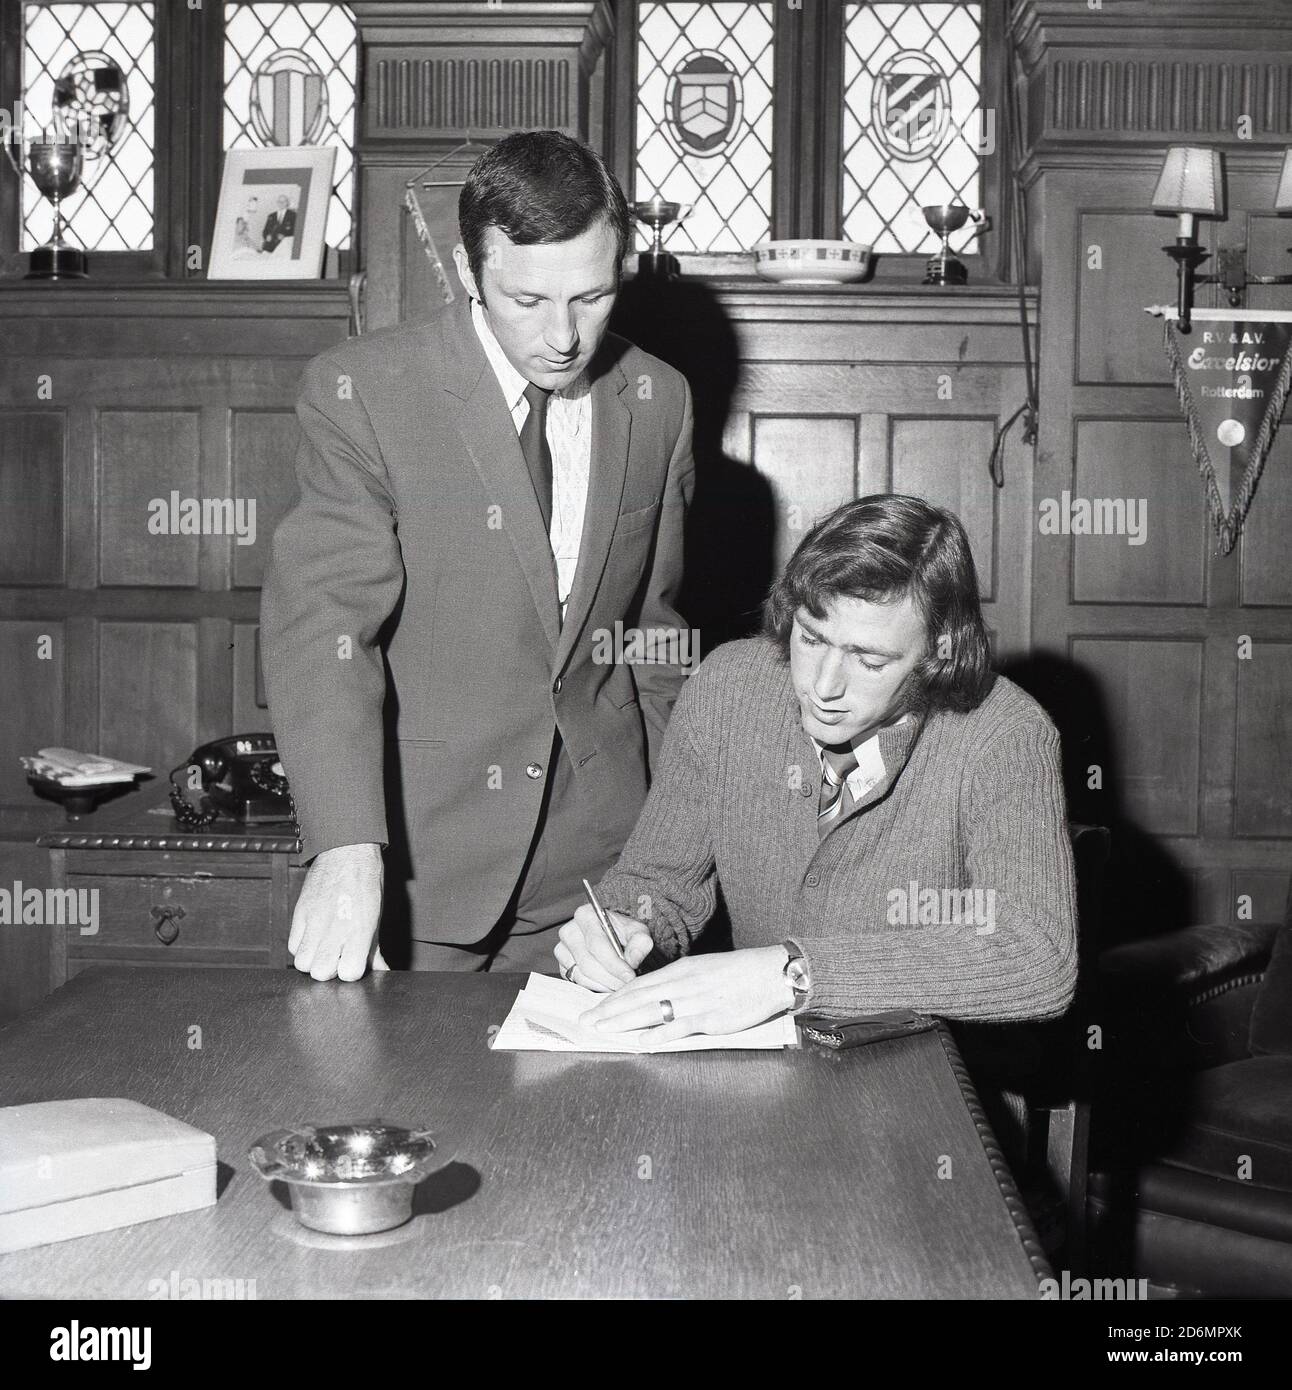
top-left (781, 939), bottom-right (811, 1010)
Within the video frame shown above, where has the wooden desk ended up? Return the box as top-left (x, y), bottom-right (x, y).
top-left (0, 967), bottom-right (1050, 1299)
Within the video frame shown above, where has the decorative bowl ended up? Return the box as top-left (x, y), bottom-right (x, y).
top-left (750, 239), bottom-right (873, 285)
top-left (248, 1119), bottom-right (440, 1235)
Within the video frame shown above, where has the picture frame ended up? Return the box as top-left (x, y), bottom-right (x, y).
top-left (207, 145), bottom-right (337, 280)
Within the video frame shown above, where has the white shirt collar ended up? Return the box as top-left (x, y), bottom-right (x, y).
top-left (810, 712), bottom-right (917, 793)
top-left (470, 296), bottom-right (590, 411)
top-left (470, 296), bottom-right (529, 414)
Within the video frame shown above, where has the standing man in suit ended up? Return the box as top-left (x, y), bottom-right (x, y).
top-left (261, 194), bottom-right (297, 253)
top-left (261, 131), bottom-right (695, 980)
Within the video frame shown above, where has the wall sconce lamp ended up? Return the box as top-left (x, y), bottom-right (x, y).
top-left (1152, 146), bottom-right (1224, 333)
top-left (1153, 146), bottom-right (1292, 332)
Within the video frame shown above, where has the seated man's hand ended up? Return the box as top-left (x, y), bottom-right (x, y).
top-left (579, 946), bottom-right (794, 1042)
top-left (289, 842), bottom-right (386, 981)
top-left (554, 905), bottom-right (654, 992)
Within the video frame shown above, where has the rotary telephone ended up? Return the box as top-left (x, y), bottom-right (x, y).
top-left (168, 733), bottom-right (295, 829)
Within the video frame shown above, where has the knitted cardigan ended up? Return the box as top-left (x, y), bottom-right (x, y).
top-left (594, 636), bottom-right (1078, 1022)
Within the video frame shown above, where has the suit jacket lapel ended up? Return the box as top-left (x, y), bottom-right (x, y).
top-left (439, 296), bottom-right (561, 653)
top-left (553, 354), bottom-right (631, 673)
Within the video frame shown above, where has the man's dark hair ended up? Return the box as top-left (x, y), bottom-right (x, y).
top-left (458, 130), bottom-right (630, 295)
top-left (763, 494), bottom-right (993, 713)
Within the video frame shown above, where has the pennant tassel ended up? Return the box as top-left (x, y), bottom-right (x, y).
top-left (402, 187), bottom-right (455, 307)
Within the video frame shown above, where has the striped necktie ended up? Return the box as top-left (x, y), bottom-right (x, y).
top-left (818, 745), bottom-right (860, 837)
top-left (520, 381), bottom-right (554, 533)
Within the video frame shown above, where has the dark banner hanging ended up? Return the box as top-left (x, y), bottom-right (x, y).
top-left (1159, 308), bottom-right (1292, 554)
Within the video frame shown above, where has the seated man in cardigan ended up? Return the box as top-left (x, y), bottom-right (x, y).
top-left (555, 493), bottom-right (1077, 1038)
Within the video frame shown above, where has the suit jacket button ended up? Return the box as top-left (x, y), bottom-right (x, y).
top-left (552, 676), bottom-right (562, 694)
top-left (526, 763), bottom-right (544, 779)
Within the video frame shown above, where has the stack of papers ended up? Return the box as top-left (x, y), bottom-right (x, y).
top-left (492, 973), bottom-right (799, 1053)
top-left (21, 748), bottom-right (151, 787)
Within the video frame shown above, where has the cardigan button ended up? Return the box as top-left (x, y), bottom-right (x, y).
top-left (800, 783), bottom-right (814, 798)
top-left (805, 871), bottom-right (820, 887)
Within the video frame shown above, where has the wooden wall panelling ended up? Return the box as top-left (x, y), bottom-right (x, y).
top-left (1069, 636), bottom-right (1204, 838)
top-left (0, 620), bottom-right (64, 803)
top-left (233, 621), bottom-right (269, 733)
top-left (891, 416), bottom-right (999, 601)
top-left (0, 410), bottom-right (64, 585)
top-left (98, 409), bottom-right (202, 587)
top-left (1069, 418), bottom-right (1208, 605)
top-left (1077, 207), bottom-right (1197, 386)
top-left (199, 403), bottom-right (231, 594)
top-left (1228, 868), bottom-right (1291, 926)
top-left (750, 414), bottom-right (857, 574)
top-left (1234, 641), bottom-right (1292, 839)
top-left (1239, 426), bottom-right (1292, 606)
top-left (97, 621), bottom-right (199, 778)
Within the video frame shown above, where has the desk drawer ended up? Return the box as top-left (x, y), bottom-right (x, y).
top-left (66, 874), bottom-right (273, 961)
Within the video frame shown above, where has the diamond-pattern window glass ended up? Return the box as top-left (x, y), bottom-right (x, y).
top-left (635, 2), bottom-right (774, 254)
top-left (842, 2), bottom-right (984, 255)
top-left (20, 2), bottom-right (155, 253)
top-left (223, 3), bottom-right (357, 251)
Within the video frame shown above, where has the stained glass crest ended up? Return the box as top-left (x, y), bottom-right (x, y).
top-left (842, 2), bottom-right (985, 255)
top-left (635, 2), bottom-right (774, 255)
top-left (20, 2), bottom-right (155, 253)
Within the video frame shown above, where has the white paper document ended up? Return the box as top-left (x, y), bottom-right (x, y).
top-left (492, 972), bottom-right (800, 1053)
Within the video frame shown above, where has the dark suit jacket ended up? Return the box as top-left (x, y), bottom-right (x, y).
top-left (260, 292), bottom-right (694, 944)
top-left (262, 208), bottom-right (296, 251)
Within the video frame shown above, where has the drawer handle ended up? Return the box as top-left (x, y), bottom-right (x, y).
top-left (150, 903), bottom-right (186, 944)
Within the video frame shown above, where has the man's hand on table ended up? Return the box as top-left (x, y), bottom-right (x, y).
top-left (554, 905), bottom-right (654, 990)
top-left (579, 946), bottom-right (796, 1043)
top-left (289, 842), bottom-right (387, 981)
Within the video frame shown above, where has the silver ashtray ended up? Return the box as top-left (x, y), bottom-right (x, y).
top-left (248, 1119), bottom-right (440, 1235)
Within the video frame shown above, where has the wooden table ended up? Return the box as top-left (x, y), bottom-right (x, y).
top-left (0, 967), bottom-right (1050, 1299)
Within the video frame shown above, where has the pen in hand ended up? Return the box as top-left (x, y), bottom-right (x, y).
top-left (580, 878), bottom-right (669, 977)
top-left (581, 878), bottom-right (626, 961)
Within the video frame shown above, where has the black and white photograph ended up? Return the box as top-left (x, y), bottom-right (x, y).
top-left (0, 0), bottom-right (1289, 1361)
top-left (207, 145), bottom-right (334, 278)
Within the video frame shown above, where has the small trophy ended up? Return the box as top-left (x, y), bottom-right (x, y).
top-left (3, 132), bottom-right (88, 279)
top-left (630, 195), bottom-right (692, 280)
top-left (27, 140), bottom-right (87, 279)
top-left (921, 204), bottom-right (990, 287)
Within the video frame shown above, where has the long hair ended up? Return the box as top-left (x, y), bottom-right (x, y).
top-left (459, 130), bottom-right (630, 293)
top-left (763, 494), bottom-right (993, 713)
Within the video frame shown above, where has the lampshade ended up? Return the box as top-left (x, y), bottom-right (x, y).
top-left (1151, 146), bottom-right (1224, 216)
top-left (1274, 149), bottom-right (1292, 211)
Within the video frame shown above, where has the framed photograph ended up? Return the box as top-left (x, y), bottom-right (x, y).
top-left (207, 146), bottom-right (337, 280)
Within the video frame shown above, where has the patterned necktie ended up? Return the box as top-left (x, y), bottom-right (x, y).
top-left (818, 745), bottom-right (860, 837)
top-left (520, 382), bottom-right (554, 533)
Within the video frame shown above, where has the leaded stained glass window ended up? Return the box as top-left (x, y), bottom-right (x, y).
top-left (223, 3), bottom-right (357, 251)
top-left (20, 2), bottom-right (155, 253)
top-left (842, 2), bottom-right (985, 255)
top-left (635, 1), bottom-right (774, 254)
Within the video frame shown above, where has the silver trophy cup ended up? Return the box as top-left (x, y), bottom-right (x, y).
top-left (630, 197), bottom-right (693, 280)
top-left (4, 137), bottom-right (88, 279)
top-left (921, 204), bottom-right (989, 287)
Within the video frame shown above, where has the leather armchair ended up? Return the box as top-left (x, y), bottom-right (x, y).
top-left (1089, 893), bottom-right (1292, 1297)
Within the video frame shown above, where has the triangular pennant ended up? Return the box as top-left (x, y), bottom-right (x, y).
top-left (1162, 312), bottom-right (1292, 554)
